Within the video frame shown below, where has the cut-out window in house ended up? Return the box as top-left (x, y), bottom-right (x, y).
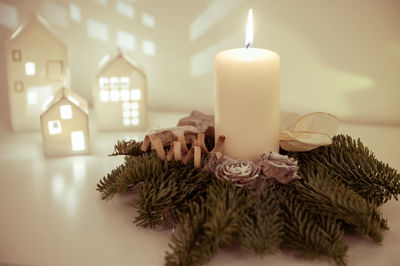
top-left (47, 60), bottom-right (63, 81)
top-left (12, 50), bottom-right (21, 61)
top-left (60, 105), bottom-right (73, 119)
top-left (99, 77), bottom-right (109, 89)
top-left (14, 81), bottom-right (23, 92)
top-left (110, 77), bottom-right (119, 89)
top-left (131, 110), bottom-right (139, 117)
top-left (131, 118), bottom-right (140, 125)
top-left (120, 89), bottom-right (130, 101)
top-left (25, 62), bottom-right (36, 76)
top-left (131, 102), bottom-right (139, 109)
top-left (71, 131), bottom-right (85, 151)
top-left (131, 89), bottom-right (141, 101)
top-left (122, 101), bottom-right (140, 126)
top-left (99, 90), bottom-right (109, 102)
top-left (110, 90), bottom-right (120, 102)
top-left (48, 120), bottom-right (62, 135)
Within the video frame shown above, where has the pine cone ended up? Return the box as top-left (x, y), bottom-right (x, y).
top-left (258, 152), bottom-right (301, 184)
top-left (215, 159), bottom-right (260, 187)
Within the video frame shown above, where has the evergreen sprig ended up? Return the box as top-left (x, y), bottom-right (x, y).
top-left (110, 140), bottom-right (147, 156)
top-left (280, 185), bottom-right (348, 266)
top-left (238, 182), bottom-right (283, 255)
top-left (133, 157), bottom-right (211, 228)
top-left (295, 167), bottom-right (386, 243)
top-left (165, 182), bottom-right (253, 266)
top-left (96, 134), bottom-right (399, 266)
top-left (292, 135), bottom-right (400, 206)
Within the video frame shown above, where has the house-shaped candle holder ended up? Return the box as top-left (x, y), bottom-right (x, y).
top-left (94, 51), bottom-right (147, 131)
top-left (5, 15), bottom-right (69, 132)
top-left (40, 87), bottom-right (89, 157)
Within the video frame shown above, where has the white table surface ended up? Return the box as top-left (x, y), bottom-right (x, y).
top-left (0, 111), bottom-right (399, 266)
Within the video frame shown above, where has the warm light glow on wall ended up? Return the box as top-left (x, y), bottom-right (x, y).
top-left (27, 91), bottom-right (38, 105)
top-left (48, 120), bottom-right (62, 135)
top-left (25, 62), bottom-right (36, 76)
top-left (60, 105), bottom-right (73, 119)
top-left (41, 96), bottom-right (54, 111)
top-left (71, 131), bottom-right (85, 151)
top-left (69, 3), bottom-right (81, 23)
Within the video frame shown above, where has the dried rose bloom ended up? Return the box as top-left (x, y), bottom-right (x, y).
top-left (215, 159), bottom-right (260, 187)
top-left (258, 152), bottom-right (301, 184)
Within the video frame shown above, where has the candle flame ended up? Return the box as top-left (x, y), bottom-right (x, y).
top-left (245, 8), bottom-right (254, 49)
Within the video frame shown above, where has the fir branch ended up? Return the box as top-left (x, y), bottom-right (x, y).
top-left (133, 158), bottom-right (211, 229)
top-left (96, 163), bottom-right (127, 200)
top-left (110, 140), bottom-right (148, 156)
top-left (295, 167), bottom-right (385, 243)
top-left (280, 185), bottom-right (348, 266)
top-left (96, 152), bottom-right (165, 200)
top-left (165, 181), bottom-right (253, 266)
top-left (292, 134), bottom-right (400, 206)
top-left (238, 182), bottom-right (283, 255)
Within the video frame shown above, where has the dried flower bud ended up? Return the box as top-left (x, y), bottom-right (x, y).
top-left (215, 159), bottom-right (260, 187)
top-left (258, 152), bottom-right (301, 184)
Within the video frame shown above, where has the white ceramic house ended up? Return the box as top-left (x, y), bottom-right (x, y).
top-left (40, 87), bottom-right (89, 157)
top-left (5, 15), bottom-right (68, 132)
top-left (94, 51), bottom-right (147, 131)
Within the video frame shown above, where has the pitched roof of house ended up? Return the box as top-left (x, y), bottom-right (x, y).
top-left (95, 50), bottom-right (145, 77)
top-left (9, 14), bottom-right (65, 47)
top-left (40, 87), bottom-right (88, 116)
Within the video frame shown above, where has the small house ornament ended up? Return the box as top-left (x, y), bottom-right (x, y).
top-left (5, 15), bottom-right (69, 131)
top-left (93, 51), bottom-right (147, 131)
top-left (40, 87), bottom-right (89, 157)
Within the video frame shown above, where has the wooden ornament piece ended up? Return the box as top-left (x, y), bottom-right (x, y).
top-left (173, 141), bottom-right (182, 161)
top-left (194, 146), bottom-right (201, 168)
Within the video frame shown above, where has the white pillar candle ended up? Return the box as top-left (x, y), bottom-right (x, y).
top-left (214, 9), bottom-right (280, 161)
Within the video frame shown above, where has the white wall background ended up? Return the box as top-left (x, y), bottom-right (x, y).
top-left (1, 0), bottom-right (399, 127)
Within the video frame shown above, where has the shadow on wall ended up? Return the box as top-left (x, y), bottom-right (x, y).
top-left (0, 0), bottom-right (399, 126)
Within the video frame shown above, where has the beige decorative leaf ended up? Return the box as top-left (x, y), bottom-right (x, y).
top-left (280, 131), bottom-right (332, 152)
top-left (280, 112), bottom-right (338, 152)
top-left (293, 112), bottom-right (338, 138)
top-left (280, 111), bottom-right (302, 131)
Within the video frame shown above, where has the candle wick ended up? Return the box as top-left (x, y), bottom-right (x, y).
top-left (245, 42), bottom-right (251, 49)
